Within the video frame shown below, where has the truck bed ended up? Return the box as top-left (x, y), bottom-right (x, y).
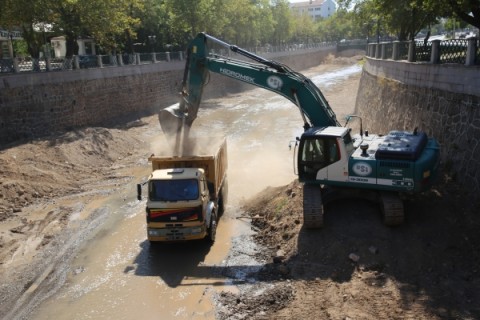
top-left (149, 137), bottom-right (227, 199)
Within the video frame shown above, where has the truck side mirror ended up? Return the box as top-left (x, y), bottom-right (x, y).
top-left (137, 184), bottom-right (142, 201)
top-left (289, 140), bottom-right (298, 150)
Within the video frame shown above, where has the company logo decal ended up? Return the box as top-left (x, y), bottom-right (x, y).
top-left (220, 68), bottom-right (255, 83)
top-left (267, 76), bottom-right (283, 89)
top-left (352, 162), bottom-right (372, 176)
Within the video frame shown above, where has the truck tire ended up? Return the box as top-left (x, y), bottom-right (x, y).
top-left (207, 212), bottom-right (217, 243)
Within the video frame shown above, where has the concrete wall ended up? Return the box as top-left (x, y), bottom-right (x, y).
top-left (0, 47), bottom-right (335, 146)
top-left (356, 58), bottom-right (480, 195)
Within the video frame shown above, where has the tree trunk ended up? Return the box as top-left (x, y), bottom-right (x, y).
top-left (22, 24), bottom-right (40, 59)
top-left (65, 31), bottom-right (78, 58)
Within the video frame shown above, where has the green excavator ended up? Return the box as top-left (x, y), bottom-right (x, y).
top-left (159, 33), bottom-right (440, 228)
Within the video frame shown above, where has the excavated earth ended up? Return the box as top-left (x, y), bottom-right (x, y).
top-left (1, 56), bottom-right (480, 319)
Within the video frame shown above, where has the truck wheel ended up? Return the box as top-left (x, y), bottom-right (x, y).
top-left (207, 213), bottom-right (217, 243)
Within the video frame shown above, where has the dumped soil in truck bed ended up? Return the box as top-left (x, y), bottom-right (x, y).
top-left (1, 56), bottom-right (479, 319)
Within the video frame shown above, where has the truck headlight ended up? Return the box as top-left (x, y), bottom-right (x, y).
top-left (191, 227), bottom-right (202, 234)
top-left (148, 229), bottom-right (160, 236)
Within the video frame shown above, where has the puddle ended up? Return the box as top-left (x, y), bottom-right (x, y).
top-left (311, 64), bottom-right (362, 88)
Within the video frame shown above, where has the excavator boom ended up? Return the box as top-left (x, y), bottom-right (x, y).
top-left (159, 33), bottom-right (340, 137)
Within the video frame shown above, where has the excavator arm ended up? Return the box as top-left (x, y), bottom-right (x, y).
top-left (159, 33), bottom-right (340, 137)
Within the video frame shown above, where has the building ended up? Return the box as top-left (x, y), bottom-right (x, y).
top-left (0, 29), bottom-right (22, 59)
top-left (290, 0), bottom-right (338, 20)
top-left (51, 36), bottom-right (96, 57)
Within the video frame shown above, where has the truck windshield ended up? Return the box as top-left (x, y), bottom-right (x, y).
top-left (150, 179), bottom-right (199, 201)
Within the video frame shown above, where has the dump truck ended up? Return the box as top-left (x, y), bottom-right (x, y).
top-left (137, 137), bottom-right (228, 243)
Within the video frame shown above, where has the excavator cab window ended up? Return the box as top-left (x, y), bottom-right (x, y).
top-left (343, 133), bottom-right (355, 157)
top-left (298, 137), bottom-right (340, 181)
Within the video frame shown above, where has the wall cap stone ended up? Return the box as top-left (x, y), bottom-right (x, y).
top-left (364, 57), bottom-right (480, 97)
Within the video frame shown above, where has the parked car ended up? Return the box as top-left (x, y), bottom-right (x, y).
top-left (0, 59), bottom-right (14, 73)
top-left (78, 55), bottom-right (97, 69)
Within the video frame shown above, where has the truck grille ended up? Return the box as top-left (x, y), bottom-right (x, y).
top-left (148, 206), bottom-right (202, 222)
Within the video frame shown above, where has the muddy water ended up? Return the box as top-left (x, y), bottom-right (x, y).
top-left (32, 64), bottom-right (361, 319)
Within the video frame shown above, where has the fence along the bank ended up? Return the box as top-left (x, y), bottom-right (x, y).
top-left (366, 38), bottom-right (479, 66)
top-left (0, 41), bottom-right (337, 74)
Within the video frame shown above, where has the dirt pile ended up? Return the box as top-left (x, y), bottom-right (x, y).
top-left (244, 181), bottom-right (304, 262)
top-left (218, 176), bottom-right (480, 319)
top-left (0, 123), bottom-right (146, 221)
top-left (0, 119), bottom-right (151, 317)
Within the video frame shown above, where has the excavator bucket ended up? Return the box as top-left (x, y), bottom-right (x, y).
top-left (158, 103), bottom-right (187, 137)
top-left (158, 102), bottom-right (195, 156)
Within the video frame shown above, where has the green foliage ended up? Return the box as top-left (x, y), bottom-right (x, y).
top-left (12, 39), bottom-right (29, 57)
top-left (48, 0), bottom-right (143, 56)
top-left (0, 0), bottom-right (51, 57)
top-left (5, 0), bottom-right (477, 58)
top-left (316, 9), bottom-right (363, 42)
top-left (271, 0), bottom-right (293, 45)
top-left (435, 0), bottom-right (480, 29)
top-left (352, 0), bottom-right (479, 41)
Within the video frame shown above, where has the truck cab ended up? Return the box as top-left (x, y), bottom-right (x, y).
top-left (145, 168), bottom-right (217, 242)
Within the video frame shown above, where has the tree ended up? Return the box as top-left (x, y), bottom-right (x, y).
top-left (347, 0), bottom-right (479, 41)
top-left (47, 0), bottom-right (143, 57)
top-left (221, 0), bottom-right (263, 46)
top-left (1, 0), bottom-right (51, 59)
top-left (165, 0), bottom-right (223, 43)
top-left (291, 11), bottom-right (316, 43)
top-left (444, 0), bottom-right (480, 29)
top-left (271, 0), bottom-right (294, 45)
top-left (249, 0), bottom-right (275, 47)
top-left (137, 0), bottom-right (172, 51)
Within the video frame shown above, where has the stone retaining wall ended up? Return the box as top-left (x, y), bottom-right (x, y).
top-left (0, 47), bottom-right (335, 146)
top-left (356, 58), bottom-right (480, 195)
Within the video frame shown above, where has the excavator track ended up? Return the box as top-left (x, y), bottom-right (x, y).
top-left (379, 191), bottom-right (404, 226)
top-left (302, 184), bottom-right (324, 228)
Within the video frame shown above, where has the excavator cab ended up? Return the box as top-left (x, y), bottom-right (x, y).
top-left (298, 135), bottom-right (342, 182)
top-left (297, 126), bottom-right (351, 183)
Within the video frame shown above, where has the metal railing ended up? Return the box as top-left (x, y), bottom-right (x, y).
top-left (439, 39), bottom-right (469, 64)
top-left (0, 41), bottom-right (337, 75)
top-left (0, 51), bottom-right (185, 74)
top-left (366, 38), bottom-right (479, 66)
top-left (415, 41), bottom-right (432, 62)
